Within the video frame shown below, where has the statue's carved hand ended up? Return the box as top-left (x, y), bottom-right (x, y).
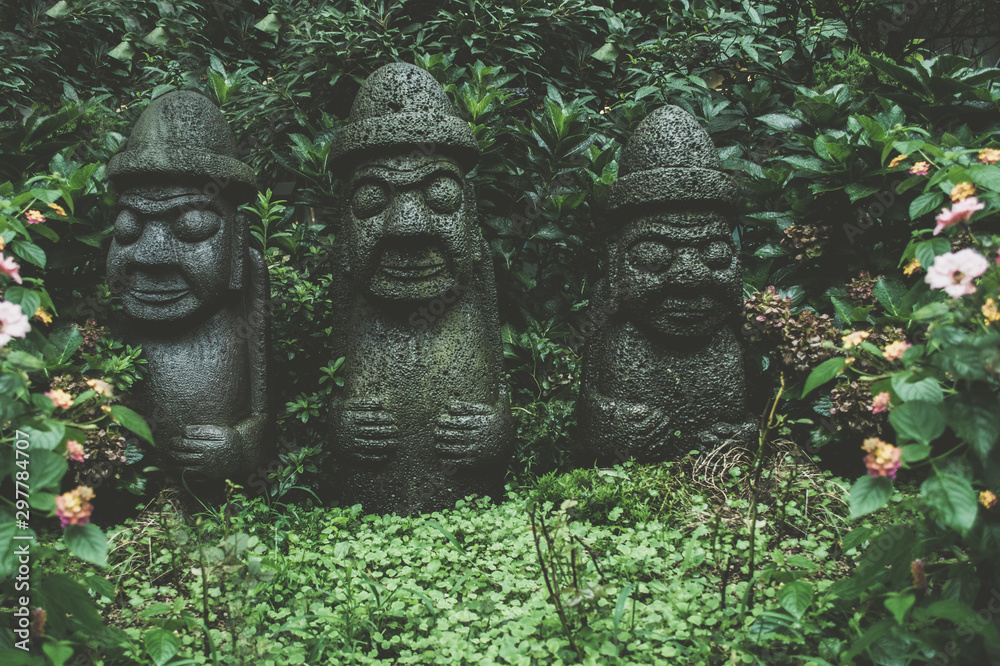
top-left (335, 398), bottom-right (400, 463)
top-left (171, 424), bottom-right (241, 480)
top-left (433, 401), bottom-right (507, 467)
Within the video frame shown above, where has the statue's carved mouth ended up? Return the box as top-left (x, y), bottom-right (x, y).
top-left (130, 288), bottom-right (191, 304)
top-left (659, 295), bottom-right (713, 313)
top-left (378, 245), bottom-right (448, 281)
top-left (127, 274), bottom-right (191, 304)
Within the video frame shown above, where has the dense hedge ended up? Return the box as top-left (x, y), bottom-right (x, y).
top-left (3, 0), bottom-right (1000, 663)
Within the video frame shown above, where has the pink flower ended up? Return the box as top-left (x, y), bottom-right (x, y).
top-left (910, 162), bottom-right (930, 175)
top-left (0, 254), bottom-right (22, 285)
top-left (65, 440), bottom-right (85, 463)
top-left (863, 437), bottom-right (902, 478)
top-left (55, 486), bottom-right (94, 528)
top-left (46, 389), bottom-right (74, 410)
top-left (0, 300), bottom-right (31, 347)
top-left (870, 392), bottom-right (891, 414)
top-left (883, 340), bottom-right (911, 361)
top-left (24, 210), bottom-right (45, 224)
top-left (933, 196), bottom-right (985, 235)
top-left (925, 249), bottom-right (990, 298)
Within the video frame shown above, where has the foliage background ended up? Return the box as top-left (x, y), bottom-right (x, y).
top-left (2, 0), bottom-right (1000, 663)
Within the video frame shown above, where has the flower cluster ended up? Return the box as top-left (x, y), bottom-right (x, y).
top-left (24, 210), bottom-right (45, 224)
top-left (55, 486), bottom-right (95, 527)
top-left (980, 490), bottom-right (998, 509)
top-left (870, 391), bottom-right (891, 414)
top-left (65, 440), bottom-right (85, 463)
top-left (925, 248), bottom-right (989, 298)
top-left (983, 298), bottom-right (1000, 325)
top-left (862, 437), bottom-right (902, 478)
top-left (0, 300), bottom-right (31, 347)
top-left (780, 222), bottom-right (831, 261)
top-left (1, 253), bottom-right (22, 284)
top-left (744, 287), bottom-right (839, 375)
top-left (845, 270), bottom-right (880, 308)
top-left (978, 148), bottom-right (1000, 164)
top-left (842, 330), bottom-right (870, 349)
top-left (883, 340), bottom-right (911, 361)
top-left (45, 388), bottom-right (74, 410)
top-left (934, 196), bottom-right (983, 236)
top-left (832, 379), bottom-right (887, 434)
top-left (910, 161), bottom-right (930, 175)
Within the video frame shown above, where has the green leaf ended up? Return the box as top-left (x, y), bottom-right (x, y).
top-left (777, 580), bottom-right (814, 620)
top-left (10, 240), bottom-right (46, 268)
top-left (65, 524), bottom-right (107, 567)
top-left (107, 41), bottom-right (135, 61)
top-left (914, 238), bottom-right (950, 270)
top-left (144, 628), bottom-right (180, 666)
top-left (911, 302), bottom-right (950, 321)
top-left (47, 325), bottom-right (84, 364)
top-left (900, 444), bottom-right (931, 463)
top-left (110, 406), bottom-right (155, 446)
top-left (850, 475), bottom-right (893, 519)
top-left (27, 450), bottom-right (67, 491)
top-left (889, 400), bottom-right (946, 444)
top-left (591, 43), bottom-right (619, 64)
top-left (884, 592), bottom-right (915, 625)
top-left (948, 398), bottom-right (1000, 460)
top-left (4, 286), bottom-right (42, 320)
top-left (42, 642), bottom-right (74, 666)
top-left (21, 422), bottom-right (66, 451)
top-left (909, 192), bottom-right (945, 220)
top-left (873, 277), bottom-right (907, 316)
top-left (920, 473), bottom-right (977, 536)
top-left (841, 526), bottom-right (873, 552)
top-left (801, 357), bottom-right (846, 398)
top-left (890, 374), bottom-right (943, 403)
top-left (0, 519), bottom-right (19, 578)
top-left (613, 582), bottom-right (637, 635)
top-left (253, 13), bottom-right (281, 34)
top-left (5, 351), bottom-right (45, 371)
top-left (756, 113), bottom-right (802, 131)
top-left (967, 164), bottom-right (1000, 191)
top-left (142, 27), bottom-right (169, 46)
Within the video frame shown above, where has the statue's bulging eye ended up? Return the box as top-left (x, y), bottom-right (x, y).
top-left (114, 209), bottom-right (141, 246)
top-left (424, 175), bottom-right (463, 214)
top-left (175, 209), bottom-right (223, 242)
top-left (352, 182), bottom-right (390, 218)
top-left (628, 240), bottom-right (672, 273)
top-left (702, 241), bottom-right (732, 269)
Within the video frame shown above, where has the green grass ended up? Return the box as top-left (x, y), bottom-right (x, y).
top-left (44, 451), bottom-right (872, 665)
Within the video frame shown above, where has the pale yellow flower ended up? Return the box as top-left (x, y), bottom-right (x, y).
top-left (950, 182), bottom-right (975, 202)
top-left (842, 330), bottom-right (870, 349)
top-left (86, 378), bottom-right (114, 397)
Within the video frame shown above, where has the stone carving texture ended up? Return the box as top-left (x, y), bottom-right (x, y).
top-left (106, 91), bottom-right (272, 485)
top-left (329, 63), bottom-right (512, 515)
top-left (578, 105), bottom-right (754, 464)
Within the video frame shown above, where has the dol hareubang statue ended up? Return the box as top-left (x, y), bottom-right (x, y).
top-left (578, 105), bottom-right (755, 463)
top-left (106, 91), bottom-right (273, 484)
top-left (329, 63), bottom-right (512, 514)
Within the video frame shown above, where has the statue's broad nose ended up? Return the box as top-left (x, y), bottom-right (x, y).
top-left (385, 189), bottom-right (432, 238)
top-left (668, 247), bottom-right (711, 285)
top-left (130, 220), bottom-right (176, 269)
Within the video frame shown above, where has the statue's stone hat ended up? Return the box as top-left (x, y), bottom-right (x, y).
top-left (331, 62), bottom-right (479, 172)
top-left (107, 90), bottom-right (256, 199)
top-left (607, 105), bottom-right (738, 214)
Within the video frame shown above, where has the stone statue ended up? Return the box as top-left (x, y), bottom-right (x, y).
top-left (328, 63), bottom-right (512, 514)
top-left (578, 105), bottom-right (755, 464)
top-left (106, 90), bottom-right (273, 485)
